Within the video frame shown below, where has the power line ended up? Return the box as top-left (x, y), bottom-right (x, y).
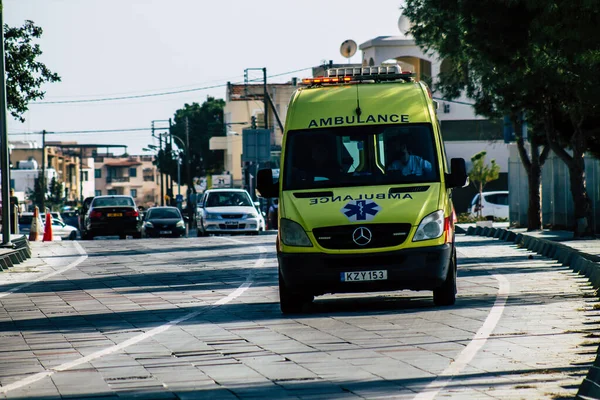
top-left (9, 127), bottom-right (151, 136)
top-left (32, 67), bottom-right (313, 105)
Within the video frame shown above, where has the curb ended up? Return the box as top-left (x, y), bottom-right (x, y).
top-left (0, 235), bottom-right (32, 271)
top-left (464, 227), bottom-right (600, 399)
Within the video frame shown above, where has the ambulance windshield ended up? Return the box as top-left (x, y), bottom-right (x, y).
top-left (283, 124), bottom-right (440, 190)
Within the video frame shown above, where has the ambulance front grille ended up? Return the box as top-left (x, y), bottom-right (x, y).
top-left (313, 223), bottom-right (412, 250)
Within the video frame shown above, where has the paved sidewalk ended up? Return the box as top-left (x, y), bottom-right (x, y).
top-left (463, 225), bottom-right (600, 400)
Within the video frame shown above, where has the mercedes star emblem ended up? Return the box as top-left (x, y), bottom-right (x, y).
top-left (352, 227), bottom-right (372, 246)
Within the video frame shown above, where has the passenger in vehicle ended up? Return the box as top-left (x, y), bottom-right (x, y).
top-left (387, 137), bottom-right (433, 177)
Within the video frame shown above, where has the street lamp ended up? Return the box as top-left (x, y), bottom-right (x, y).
top-left (169, 135), bottom-right (186, 198)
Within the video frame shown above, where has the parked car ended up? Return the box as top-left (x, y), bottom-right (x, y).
top-left (196, 189), bottom-right (262, 236)
top-left (51, 218), bottom-right (78, 240)
top-left (81, 195), bottom-right (142, 240)
top-left (468, 191), bottom-right (509, 220)
top-left (50, 212), bottom-right (64, 224)
top-left (18, 212), bottom-right (44, 236)
top-left (61, 210), bottom-right (79, 229)
top-left (142, 206), bottom-right (187, 238)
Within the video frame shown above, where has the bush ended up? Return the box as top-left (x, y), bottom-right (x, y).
top-left (456, 212), bottom-right (509, 223)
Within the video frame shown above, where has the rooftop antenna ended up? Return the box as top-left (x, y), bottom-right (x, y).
top-left (340, 39), bottom-right (357, 64)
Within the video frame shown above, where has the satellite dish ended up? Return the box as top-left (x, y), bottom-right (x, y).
top-left (397, 15), bottom-right (413, 36)
top-left (340, 40), bottom-right (357, 59)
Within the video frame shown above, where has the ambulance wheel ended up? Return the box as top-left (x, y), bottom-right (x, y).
top-left (433, 248), bottom-right (457, 306)
top-left (278, 269), bottom-right (313, 314)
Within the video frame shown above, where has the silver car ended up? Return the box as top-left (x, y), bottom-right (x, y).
top-left (196, 189), bottom-right (263, 236)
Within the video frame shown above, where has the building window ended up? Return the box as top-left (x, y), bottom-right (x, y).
top-left (83, 171), bottom-right (89, 181)
top-left (95, 169), bottom-right (102, 178)
top-left (130, 189), bottom-right (137, 198)
top-left (95, 190), bottom-right (102, 196)
top-left (129, 167), bottom-right (137, 177)
top-left (108, 189), bottom-right (117, 195)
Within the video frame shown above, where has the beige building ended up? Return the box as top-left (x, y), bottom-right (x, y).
top-left (210, 82), bottom-right (298, 187)
top-left (93, 154), bottom-right (189, 208)
top-left (10, 140), bottom-right (90, 203)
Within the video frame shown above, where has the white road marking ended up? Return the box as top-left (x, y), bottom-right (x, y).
top-left (0, 238), bottom-right (267, 394)
top-left (413, 273), bottom-right (510, 400)
top-left (0, 242), bottom-right (88, 299)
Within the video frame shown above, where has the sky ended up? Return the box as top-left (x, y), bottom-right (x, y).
top-left (5, 0), bottom-right (405, 155)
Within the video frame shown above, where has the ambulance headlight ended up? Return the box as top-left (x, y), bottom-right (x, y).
top-left (413, 210), bottom-right (444, 241)
top-left (280, 218), bottom-right (313, 247)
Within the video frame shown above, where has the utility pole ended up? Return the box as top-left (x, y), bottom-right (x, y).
top-left (185, 117), bottom-right (192, 228)
top-left (79, 145), bottom-right (84, 204)
top-left (41, 130), bottom-right (46, 212)
top-left (159, 132), bottom-right (164, 207)
top-left (263, 67), bottom-right (268, 130)
top-left (167, 121), bottom-right (173, 205)
top-left (0, 6), bottom-right (11, 245)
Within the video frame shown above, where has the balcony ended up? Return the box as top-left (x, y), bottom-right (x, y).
top-left (106, 176), bottom-right (130, 183)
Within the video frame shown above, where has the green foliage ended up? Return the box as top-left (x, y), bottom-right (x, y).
top-left (165, 97), bottom-right (226, 183)
top-left (468, 151), bottom-right (500, 217)
top-left (4, 20), bottom-right (61, 122)
top-left (456, 212), bottom-right (507, 224)
top-left (27, 176), bottom-right (64, 211)
top-left (47, 177), bottom-right (64, 209)
top-left (27, 177), bottom-right (44, 208)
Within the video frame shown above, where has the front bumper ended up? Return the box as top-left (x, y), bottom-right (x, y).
top-left (144, 225), bottom-right (187, 237)
top-left (203, 217), bottom-right (261, 234)
top-left (278, 244), bottom-right (453, 296)
top-left (87, 221), bottom-right (141, 236)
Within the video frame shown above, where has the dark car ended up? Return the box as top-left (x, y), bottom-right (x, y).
top-left (142, 206), bottom-right (187, 238)
top-left (81, 195), bottom-right (142, 240)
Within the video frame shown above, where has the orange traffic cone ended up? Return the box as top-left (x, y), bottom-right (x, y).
top-left (42, 212), bottom-right (53, 242)
top-left (29, 206), bottom-right (41, 241)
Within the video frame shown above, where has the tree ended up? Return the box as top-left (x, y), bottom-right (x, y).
top-left (27, 176), bottom-right (45, 209)
top-left (4, 20), bottom-right (61, 122)
top-left (402, 0), bottom-right (596, 234)
top-left (165, 98), bottom-right (226, 186)
top-left (531, 0), bottom-right (600, 236)
top-left (468, 151), bottom-right (500, 218)
top-left (47, 177), bottom-right (64, 210)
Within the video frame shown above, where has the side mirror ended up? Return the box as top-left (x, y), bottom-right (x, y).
top-left (183, 215), bottom-right (189, 222)
top-left (254, 201), bottom-right (260, 209)
top-left (257, 169), bottom-right (279, 198)
top-left (446, 158), bottom-right (468, 189)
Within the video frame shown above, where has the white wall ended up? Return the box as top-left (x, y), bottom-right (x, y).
top-left (445, 141), bottom-right (510, 173)
top-left (11, 169), bottom-right (58, 193)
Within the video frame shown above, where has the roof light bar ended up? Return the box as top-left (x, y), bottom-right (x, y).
top-left (327, 65), bottom-right (403, 77)
top-left (301, 64), bottom-right (414, 86)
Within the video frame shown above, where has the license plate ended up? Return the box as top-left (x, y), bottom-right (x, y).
top-left (225, 221), bottom-right (237, 225)
top-left (160, 230), bottom-right (171, 234)
top-left (341, 270), bottom-right (388, 282)
top-left (107, 213), bottom-right (123, 217)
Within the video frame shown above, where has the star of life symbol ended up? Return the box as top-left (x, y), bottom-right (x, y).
top-left (341, 200), bottom-right (380, 222)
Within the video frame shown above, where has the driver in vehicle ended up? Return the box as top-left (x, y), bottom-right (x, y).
top-left (387, 137), bottom-right (433, 177)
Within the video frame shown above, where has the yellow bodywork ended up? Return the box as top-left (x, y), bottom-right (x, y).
top-left (278, 81), bottom-right (453, 254)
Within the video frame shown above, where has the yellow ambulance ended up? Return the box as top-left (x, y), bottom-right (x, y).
top-left (257, 65), bottom-right (468, 313)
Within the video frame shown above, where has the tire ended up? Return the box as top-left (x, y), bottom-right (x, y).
top-left (279, 269), bottom-right (313, 314)
top-left (119, 234), bottom-right (127, 240)
top-left (433, 248), bottom-right (457, 306)
top-left (81, 231), bottom-right (93, 240)
top-left (132, 232), bottom-right (142, 239)
top-left (68, 231), bottom-right (77, 241)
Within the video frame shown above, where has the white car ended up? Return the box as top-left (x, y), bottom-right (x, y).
top-left (469, 191), bottom-right (509, 220)
top-left (196, 189), bottom-right (263, 236)
top-left (51, 218), bottom-right (78, 240)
